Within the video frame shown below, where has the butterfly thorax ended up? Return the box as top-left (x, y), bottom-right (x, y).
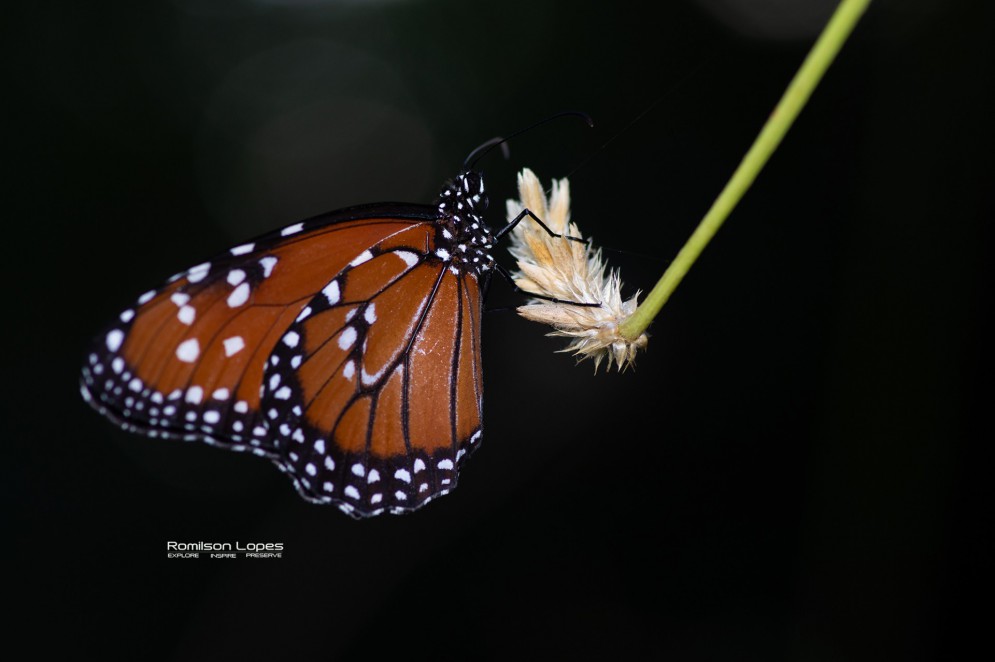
top-left (434, 171), bottom-right (494, 278)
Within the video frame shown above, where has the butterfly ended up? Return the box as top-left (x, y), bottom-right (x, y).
top-left (78, 161), bottom-right (511, 517)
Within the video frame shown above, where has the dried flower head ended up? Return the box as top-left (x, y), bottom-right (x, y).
top-left (505, 168), bottom-right (648, 371)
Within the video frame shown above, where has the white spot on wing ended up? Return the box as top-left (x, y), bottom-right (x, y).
top-left (230, 243), bottom-right (254, 256)
top-left (187, 263), bottom-right (210, 283)
top-left (227, 282), bottom-right (250, 307)
top-left (345, 486), bottom-right (360, 499)
top-left (322, 280), bottom-right (340, 305)
top-left (394, 250), bottom-right (419, 267)
top-left (343, 360), bottom-right (355, 379)
top-left (394, 469), bottom-right (411, 484)
top-left (227, 269), bottom-right (246, 286)
top-left (223, 336), bottom-right (245, 357)
top-left (138, 290), bottom-right (156, 304)
top-left (177, 305), bottom-right (196, 325)
top-left (438, 459), bottom-right (454, 470)
top-left (364, 304), bottom-right (377, 324)
top-left (282, 223), bottom-right (303, 236)
top-left (350, 250), bottom-right (373, 267)
top-left (176, 338), bottom-right (200, 363)
top-left (212, 388), bottom-right (230, 401)
top-left (413, 458), bottom-right (426, 473)
top-left (185, 386), bottom-right (203, 404)
top-left (338, 327), bottom-right (357, 350)
top-left (351, 463), bottom-right (365, 477)
top-left (203, 411), bottom-right (220, 424)
top-left (106, 329), bottom-right (124, 352)
top-left (360, 366), bottom-right (383, 386)
top-left (283, 331), bottom-right (300, 348)
top-left (119, 309), bottom-right (135, 323)
top-left (274, 386), bottom-right (292, 400)
top-left (259, 256), bottom-right (278, 278)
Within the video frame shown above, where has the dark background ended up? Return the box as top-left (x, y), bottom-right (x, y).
top-left (5, 0), bottom-right (990, 659)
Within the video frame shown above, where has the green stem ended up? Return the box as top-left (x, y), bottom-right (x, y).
top-left (619, 0), bottom-right (871, 340)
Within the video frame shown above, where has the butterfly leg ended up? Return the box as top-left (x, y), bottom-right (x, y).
top-left (493, 263), bottom-right (601, 307)
top-left (493, 208), bottom-right (587, 244)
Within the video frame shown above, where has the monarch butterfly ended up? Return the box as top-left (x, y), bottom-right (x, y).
top-left (79, 127), bottom-right (594, 518)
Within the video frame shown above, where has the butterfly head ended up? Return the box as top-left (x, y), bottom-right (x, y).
top-left (438, 170), bottom-right (488, 216)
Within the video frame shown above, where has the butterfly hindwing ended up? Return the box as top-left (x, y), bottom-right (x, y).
top-left (261, 256), bottom-right (485, 515)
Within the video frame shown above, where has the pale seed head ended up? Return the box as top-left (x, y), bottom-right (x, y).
top-left (506, 168), bottom-right (648, 371)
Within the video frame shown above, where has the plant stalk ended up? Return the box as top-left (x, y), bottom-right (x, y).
top-left (619, 0), bottom-right (871, 340)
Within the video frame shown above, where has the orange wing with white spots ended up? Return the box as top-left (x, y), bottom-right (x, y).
top-left (81, 172), bottom-right (495, 517)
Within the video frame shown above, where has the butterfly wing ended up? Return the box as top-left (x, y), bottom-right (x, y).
top-left (80, 205), bottom-right (484, 517)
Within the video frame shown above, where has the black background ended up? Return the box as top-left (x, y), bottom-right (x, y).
top-left (6, 0), bottom-right (990, 659)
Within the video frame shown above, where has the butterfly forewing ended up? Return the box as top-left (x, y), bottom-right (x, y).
top-left (82, 172), bottom-right (495, 517)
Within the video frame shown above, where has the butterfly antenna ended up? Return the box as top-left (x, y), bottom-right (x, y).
top-left (463, 137), bottom-right (511, 168)
top-left (554, 58), bottom-right (714, 189)
top-left (464, 111), bottom-right (594, 170)
top-left (553, 99), bottom-right (664, 191)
